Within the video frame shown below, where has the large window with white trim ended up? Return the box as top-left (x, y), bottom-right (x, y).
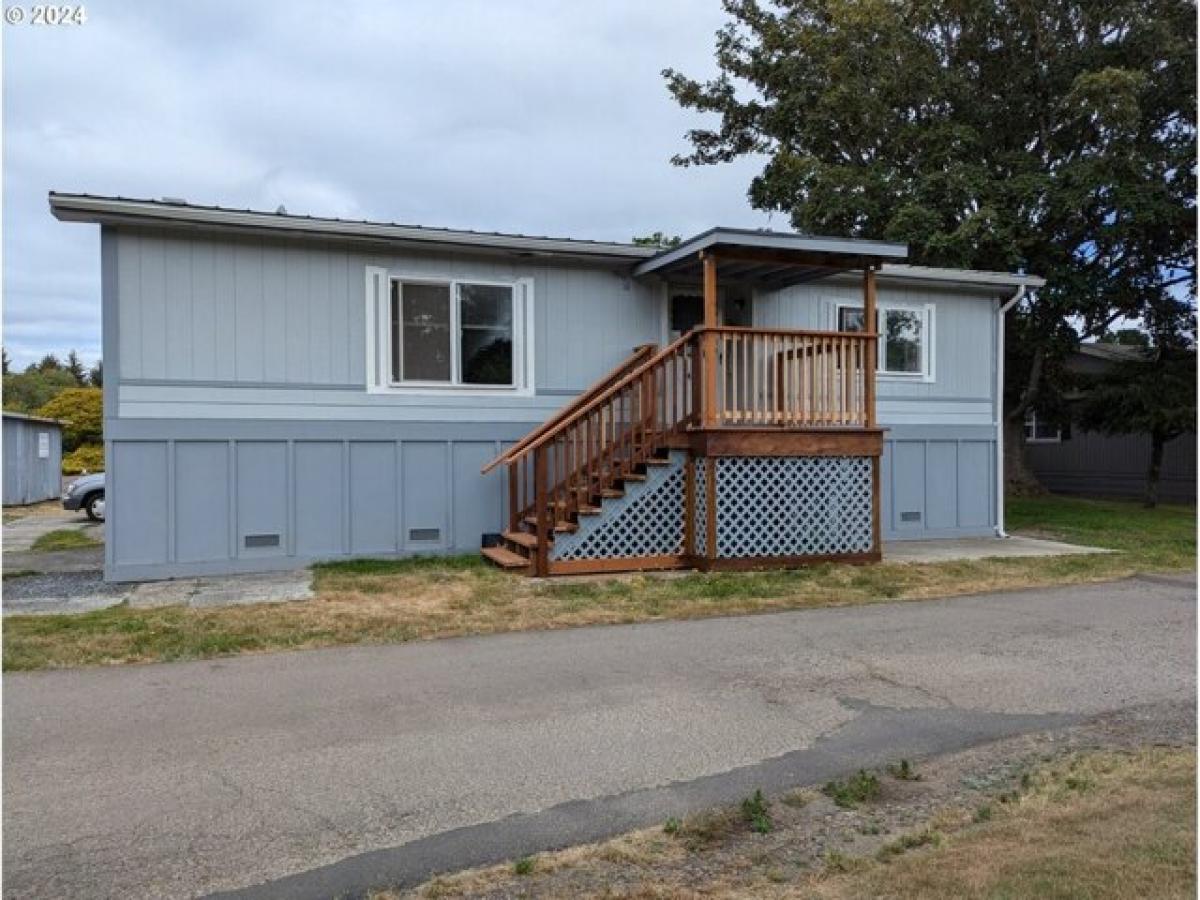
top-left (836, 303), bottom-right (934, 380)
top-left (366, 269), bottom-right (532, 394)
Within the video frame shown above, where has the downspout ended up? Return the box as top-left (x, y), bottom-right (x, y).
top-left (994, 285), bottom-right (1026, 538)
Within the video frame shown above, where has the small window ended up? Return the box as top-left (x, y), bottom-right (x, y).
top-left (1024, 411), bottom-right (1062, 443)
top-left (836, 304), bottom-right (933, 380)
top-left (459, 283), bottom-right (514, 386)
top-left (395, 282), bottom-right (452, 382)
top-left (838, 307), bottom-right (866, 332)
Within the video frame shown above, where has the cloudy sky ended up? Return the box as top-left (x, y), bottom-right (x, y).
top-left (2, 0), bottom-right (773, 370)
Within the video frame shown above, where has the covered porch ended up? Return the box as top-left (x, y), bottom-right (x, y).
top-left (483, 229), bottom-right (909, 576)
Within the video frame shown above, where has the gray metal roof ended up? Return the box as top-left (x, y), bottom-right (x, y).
top-left (630, 227), bottom-right (909, 288)
top-left (48, 193), bottom-right (1043, 288)
top-left (48, 193), bottom-right (659, 264)
top-left (879, 264), bottom-right (1045, 290)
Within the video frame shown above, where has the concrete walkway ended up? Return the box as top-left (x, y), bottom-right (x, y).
top-left (884, 533), bottom-right (1112, 563)
top-left (3, 575), bottom-right (1194, 900)
top-left (2, 506), bottom-right (102, 552)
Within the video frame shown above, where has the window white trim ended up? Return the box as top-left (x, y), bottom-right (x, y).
top-left (365, 268), bottom-right (535, 397)
top-left (1023, 410), bottom-right (1062, 443)
top-left (835, 301), bottom-right (936, 383)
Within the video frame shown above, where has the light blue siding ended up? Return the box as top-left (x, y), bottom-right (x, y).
top-left (111, 442), bottom-right (169, 566)
top-left (112, 228), bottom-right (661, 422)
top-left (236, 442), bottom-right (288, 559)
top-left (174, 442), bottom-right (229, 563)
top-left (104, 422), bottom-right (524, 581)
top-left (294, 442), bottom-right (344, 556)
top-left (349, 442), bottom-right (398, 554)
top-left (881, 427), bottom-right (997, 540)
top-left (403, 442), bottom-right (449, 550)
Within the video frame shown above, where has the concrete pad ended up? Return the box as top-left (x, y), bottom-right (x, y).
top-left (884, 534), bottom-right (1113, 564)
top-left (128, 569), bottom-right (314, 609)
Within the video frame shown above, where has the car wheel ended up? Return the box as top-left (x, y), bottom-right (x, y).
top-left (85, 491), bottom-right (106, 522)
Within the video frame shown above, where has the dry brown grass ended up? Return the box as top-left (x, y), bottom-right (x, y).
top-left (5, 495), bottom-right (1193, 671)
top-left (387, 747), bottom-right (1195, 900)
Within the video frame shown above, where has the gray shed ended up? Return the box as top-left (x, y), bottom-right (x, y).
top-left (3, 411), bottom-right (65, 506)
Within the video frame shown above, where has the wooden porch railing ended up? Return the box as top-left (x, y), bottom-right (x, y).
top-left (708, 327), bottom-right (876, 428)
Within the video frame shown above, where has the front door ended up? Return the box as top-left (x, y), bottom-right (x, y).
top-left (667, 287), bottom-right (752, 339)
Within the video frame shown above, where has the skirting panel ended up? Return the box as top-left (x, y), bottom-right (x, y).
top-left (103, 421), bottom-right (536, 582)
top-left (713, 456), bottom-right (873, 558)
top-left (550, 451), bottom-right (687, 561)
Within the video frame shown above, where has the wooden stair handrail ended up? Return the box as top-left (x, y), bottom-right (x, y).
top-left (501, 329), bottom-right (698, 465)
top-left (481, 342), bottom-right (658, 474)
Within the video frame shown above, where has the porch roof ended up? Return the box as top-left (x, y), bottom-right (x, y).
top-left (632, 227), bottom-right (908, 288)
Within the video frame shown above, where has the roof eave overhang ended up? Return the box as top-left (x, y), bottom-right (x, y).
top-left (632, 227), bottom-right (909, 282)
top-left (48, 193), bottom-right (658, 266)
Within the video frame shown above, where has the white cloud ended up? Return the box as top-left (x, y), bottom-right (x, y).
top-left (3, 0), bottom-right (771, 370)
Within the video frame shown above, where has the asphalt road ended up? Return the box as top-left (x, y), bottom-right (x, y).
top-left (4, 575), bottom-right (1195, 899)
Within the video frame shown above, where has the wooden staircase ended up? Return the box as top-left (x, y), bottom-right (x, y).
top-left (481, 333), bottom-right (698, 574)
top-left (480, 323), bottom-right (881, 576)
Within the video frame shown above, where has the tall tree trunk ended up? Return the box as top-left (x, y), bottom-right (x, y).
top-left (1144, 430), bottom-right (1165, 509)
top-left (1003, 416), bottom-right (1045, 495)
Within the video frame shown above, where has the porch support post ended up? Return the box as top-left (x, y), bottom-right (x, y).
top-left (704, 457), bottom-right (718, 567)
top-left (702, 252), bottom-right (718, 326)
top-left (863, 264), bottom-right (882, 560)
top-left (701, 252), bottom-right (719, 427)
top-left (533, 445), bottom-right (549, 576)
top-left (863, 265), bottom-right (877, 428)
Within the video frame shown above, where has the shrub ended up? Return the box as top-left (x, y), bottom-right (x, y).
top-left (62, 443), bottom-right (104, 475)
top-left (36, 387), bottom-right (102, 451)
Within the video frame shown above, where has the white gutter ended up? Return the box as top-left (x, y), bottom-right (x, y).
top-left (994, 285), bottom-right (1027, 538)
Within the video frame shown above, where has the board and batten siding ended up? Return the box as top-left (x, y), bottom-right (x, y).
top-left (112, 227), bottom-right (661, 421)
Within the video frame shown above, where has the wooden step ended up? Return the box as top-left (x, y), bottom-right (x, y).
top-left (577, 504), bottom-right (602, 516)
top-left (622, 473), bottom-right (647, 482)
top-left (503, 529), bottom-right (540, 550)
top-left (523, 516), bottom-right (579, 533)
top-left (599, 488), bottom-right (625, 499)
top-left (643, 457), bottom-right (672, 466)
top-left (481, 546), bottom-right (530, 569)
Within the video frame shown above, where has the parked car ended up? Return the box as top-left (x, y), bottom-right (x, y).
top-left (62, 472), bottom-right (105, 521)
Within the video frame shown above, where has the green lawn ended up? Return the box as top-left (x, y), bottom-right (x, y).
top-left (29, 528), bottom-right (100, 552)
top-left (4, 494), bottom-right (1193, 671)
top-left (1007, 495), bottom-right (1194, 570)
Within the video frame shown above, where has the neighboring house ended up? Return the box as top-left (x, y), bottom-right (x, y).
top-left (51, 193), bottom-right (1043, 581)
top-left (1025, 343), bottom-right (1196, 503)
top-left (2, 411), bottom-right (64, 506)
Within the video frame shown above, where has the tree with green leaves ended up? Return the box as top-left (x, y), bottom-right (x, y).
top-left (88, 359), bottom-right (103, 388)
top-left (35, 387), bottom-right (102, 452)
top-left (632, 232), bottom-right (684, 249)
top-left (3, 367), bottom-right (77, 413)
top-left (65, 350), bottom-right (87, 385)
top-left (663, 0), bottom-right (1196, 487)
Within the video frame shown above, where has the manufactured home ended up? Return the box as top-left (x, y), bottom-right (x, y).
top-left (51, 193), bottom-right (1043, 581)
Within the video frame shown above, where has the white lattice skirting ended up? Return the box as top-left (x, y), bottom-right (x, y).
top-left (550, 451), bottom-right (687, 561)
top-left (714, 456), bottom-right (873, 558)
